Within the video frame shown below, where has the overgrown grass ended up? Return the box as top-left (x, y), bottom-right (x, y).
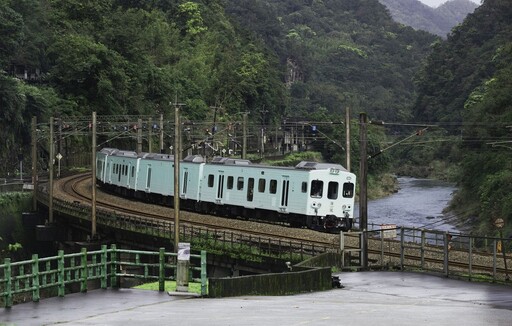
top-left (134, 280), bottom-right (205, 294)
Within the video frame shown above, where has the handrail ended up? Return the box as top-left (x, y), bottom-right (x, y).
top-left (0, 245), bottom-right (207, 308)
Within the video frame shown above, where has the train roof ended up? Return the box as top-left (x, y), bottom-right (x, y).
top-left (140, 152), bottom-right (174, 161)
top-left (209, 156), bottom-right (347, 171)
top-left (99, 148), bottom-right (348, 171)
top-left (99, 148), bottom-right (138, 157)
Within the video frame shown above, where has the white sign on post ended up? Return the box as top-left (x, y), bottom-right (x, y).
top-left (381, 224), bottom-right (397, 239)
top-left (178, 242), bottom-right (190, 261)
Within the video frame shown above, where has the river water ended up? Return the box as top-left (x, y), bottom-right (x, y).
top-left (355, 177), bottom-right (460, 233)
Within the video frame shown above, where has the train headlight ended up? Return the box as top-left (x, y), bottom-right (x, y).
top-left (342, 204), bottom-right (347, 210)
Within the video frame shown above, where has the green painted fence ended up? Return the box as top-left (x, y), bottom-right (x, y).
top-left (0, 245), bottom-right (207, 308)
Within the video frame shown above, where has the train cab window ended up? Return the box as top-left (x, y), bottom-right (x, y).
top-left (237, 177), bottom-right (244, 190)
top-left (301, 182), bottom-right (307, 193)
top-left (310, 180), bottom-right (323, 198)
top-left (342, 182), bottom-right (355, 198)
top-left (327, 181), bottom-right (339, 200)
top-left (269, 179), bottom-right (277, 194)
top-left (227, 176), bottom-right (234, 190)
top-left (258, 178), bottom-right (266, 193)
top-left (208, 174), bottom-right (214, 187)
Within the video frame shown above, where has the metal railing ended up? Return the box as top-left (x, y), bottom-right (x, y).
top-left (41, 195), bottom-right (333, 263)
top-left (341, 227), bottom-right (511, 283)
top-left (0, 245), bottom-right (207, 308)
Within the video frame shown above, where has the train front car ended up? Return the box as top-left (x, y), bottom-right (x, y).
top-left (297, 162), bottom-right (356, 232)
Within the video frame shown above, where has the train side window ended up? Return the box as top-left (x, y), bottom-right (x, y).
top-left (208, 174), bottom-right (214, 187)
top-left (131, 166), bottom-right (135, 178)
top-left (343, 182), bottom-right (355, 198)
top-left (237, 177), bottom-right (244, 190)
top-left (310, 180), bottom-right (323, 198)
top-left (301, 182), bottom-right (307, 193)
top-left (258, 178), bottom-right (266, 193)
top-left (328, 181), bottom-right (339, 200)
top-left (227, 176), bottom-right (234, 189)
top-left (269, 179), bottom-right (277, 194)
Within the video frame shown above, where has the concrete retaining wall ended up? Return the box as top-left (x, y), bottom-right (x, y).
top-left (208, 266), bottom-right (332, 297)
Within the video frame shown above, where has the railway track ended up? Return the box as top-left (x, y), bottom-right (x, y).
top-left (56, 173), bottom-right (338, 252)
top-left (52, 174), bottom-right (511, 280)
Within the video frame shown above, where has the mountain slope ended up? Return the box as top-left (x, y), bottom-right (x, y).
top-left (412, 0), bottom-right (512, 233)
top-left (379, 0), bottom-right (478, 37)
top-left (225, 0), bottom-right (437, 122)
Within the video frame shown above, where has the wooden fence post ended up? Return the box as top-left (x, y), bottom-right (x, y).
top-left (58, 250), bottom-right (65, 297)
top-left (110, 244), bottom-right (119, 288)
top-left (201, 250), bottom-right (207, 296)
top-left (159, 248), bottom-right (165, 292)
top-left (4, 258), bottom-right (12, 308)
top-left (101, 245), bottom-right (108, 289)
top-left (400, 228), bottom-right (405, 269)
top-left (81, 248), bottom-right (88, 293)
top-left (31, 254), bottom-right (40, 302)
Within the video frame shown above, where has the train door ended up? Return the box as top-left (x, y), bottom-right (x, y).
top-left (247, 177), bottom-right (254, 202)
top-left (107, 161), bottom-right (112, 184)
top-left (182, 168), bottom-right (189, 198)
top-left (279, 176), bottom-right (290, 211)
top-left (216, 172), bottom-right (225, 204)
top-left (146, 165), bottom-right (152, 191)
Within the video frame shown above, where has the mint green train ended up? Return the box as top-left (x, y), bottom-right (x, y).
top-left (96, 148), bottom-right (356, 232)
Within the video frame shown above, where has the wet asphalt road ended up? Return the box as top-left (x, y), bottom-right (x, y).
top-left (1, 271), bottom-right (511, 326)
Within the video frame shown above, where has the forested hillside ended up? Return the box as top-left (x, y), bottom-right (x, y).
top-left (0, 0), bottom-right (436, 175)
top-left (225, 0), bottom-right (436, 122)
top-left (413, 0), bottom-right (512, 234)
top-left (0, 0), bottom-right (285, 171)
top-left (2, 0), bottom-right (511, 234)
top-left (379, 0), bottom-right (478, 37)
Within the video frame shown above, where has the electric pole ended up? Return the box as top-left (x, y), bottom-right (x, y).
top-left (345, 107), bottom-right (351, 172)
top-left (359, 112), bottom-right (368, 268)
top-left (31, 116), bottom-right (37, 211)
top-left (91, 112), bottom-right (97, 239)
top-left (242, 112), bottom-right (248, 159)
top-left (137, 118), bottom-right (142, 154)
top-left (49, 117), bottom-right (54, 224)
top-left (173, 104), bottom-right (181, 252)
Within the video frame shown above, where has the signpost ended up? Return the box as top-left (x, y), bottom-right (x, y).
top-left (494, 217), bottom-right (509, 280)
top-left (56, 153), bottom-right (63, 178)
top-left (176, 242), bottom-right (190, 292)
top-left (381, 224), bottom-right (397, 239)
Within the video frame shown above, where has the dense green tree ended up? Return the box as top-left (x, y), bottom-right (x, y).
top-left (414, 0), bottom-right (512, 234)
top-left (0, 2), bottom-right (24, 67)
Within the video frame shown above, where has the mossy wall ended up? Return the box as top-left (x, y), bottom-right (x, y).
top-left (0, 192), bottom-right (33, 259)
top-left (208, 266), bottom-right (332, 297)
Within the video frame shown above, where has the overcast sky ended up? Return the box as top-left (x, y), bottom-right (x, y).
top-left (418, 0), bottom-right (481, 7)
